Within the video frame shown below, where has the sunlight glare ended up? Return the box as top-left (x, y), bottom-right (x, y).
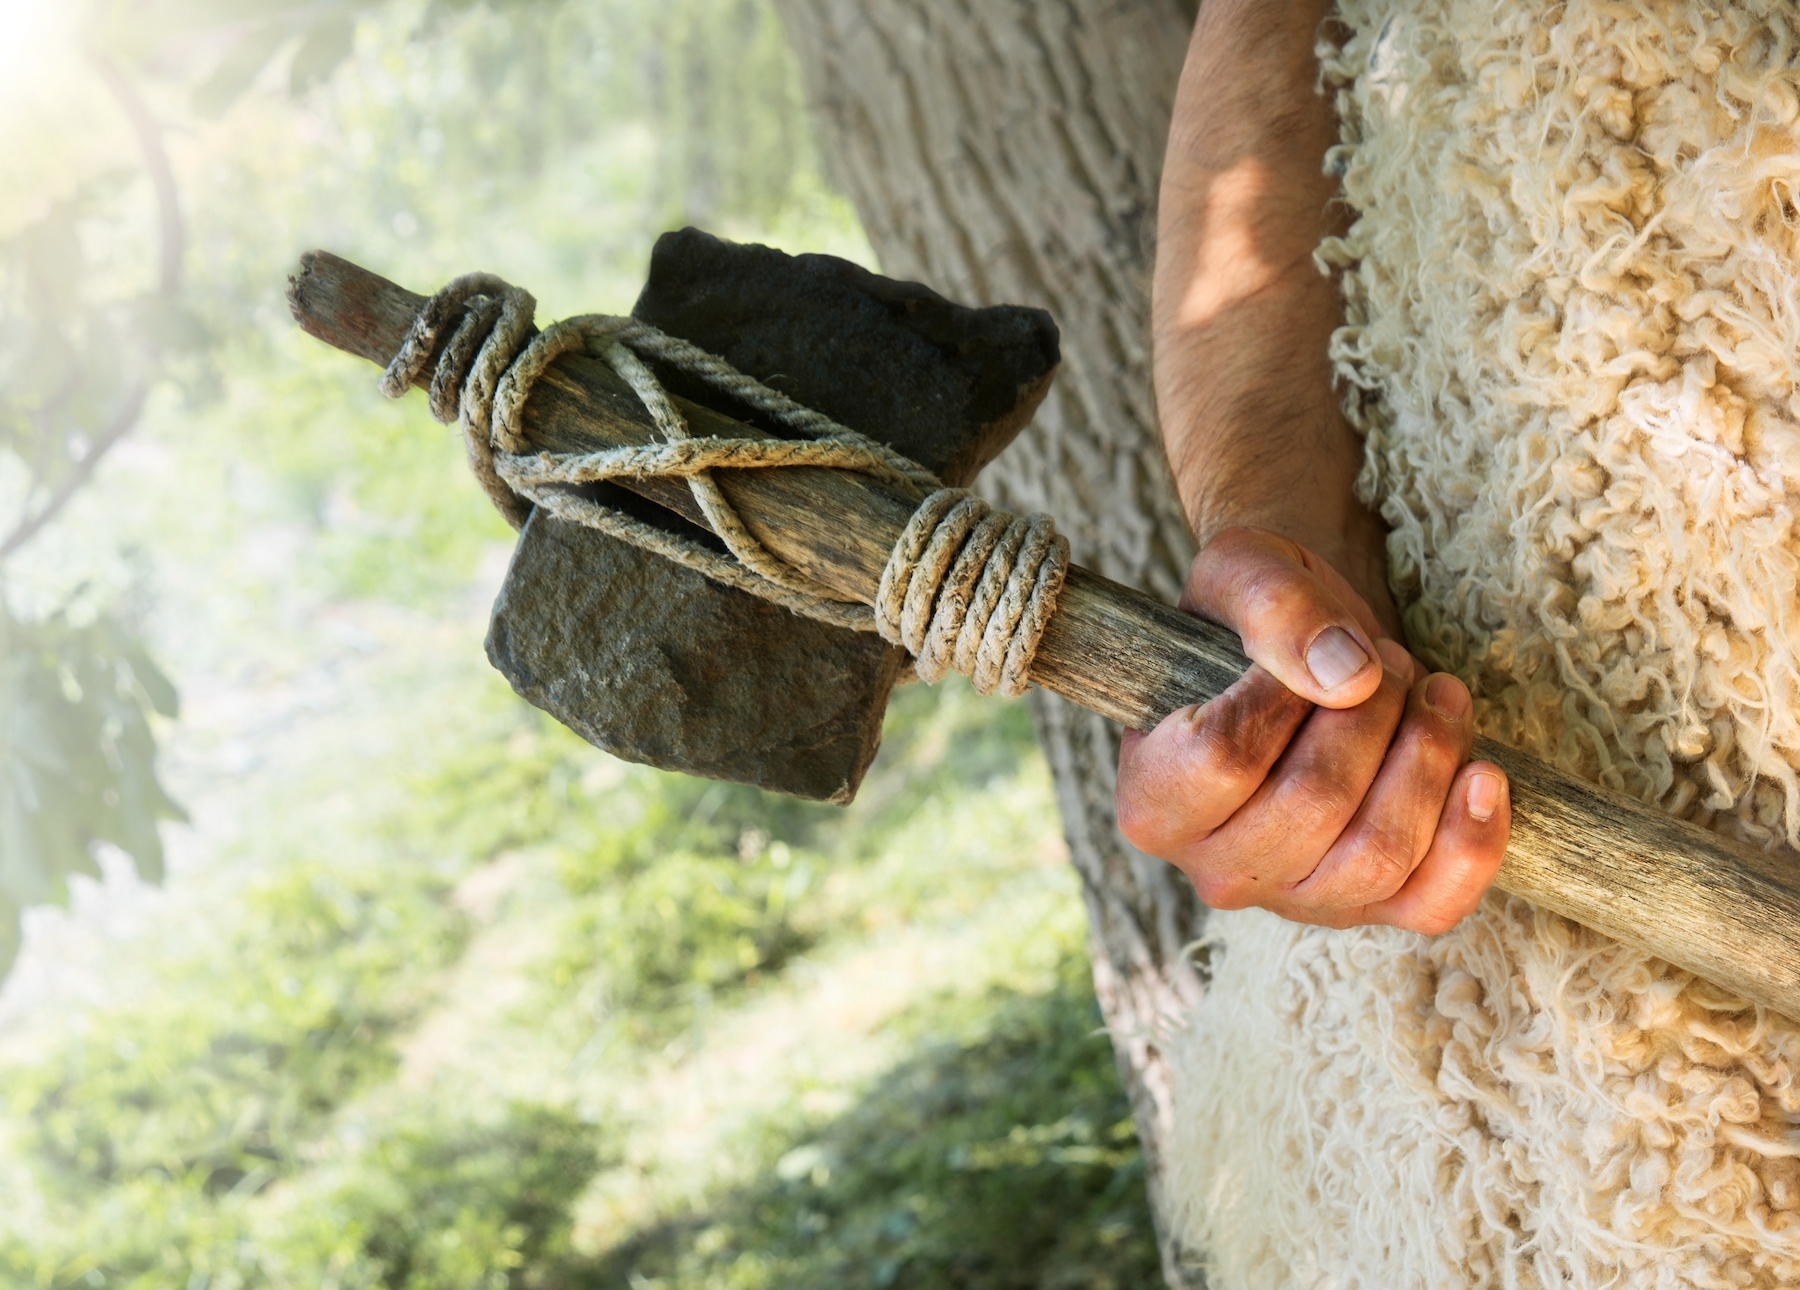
top-left (0, 0), bottom-right (73, 115)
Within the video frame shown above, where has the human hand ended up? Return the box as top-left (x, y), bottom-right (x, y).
top-left (1115, 527), bottom-right (1509, 934)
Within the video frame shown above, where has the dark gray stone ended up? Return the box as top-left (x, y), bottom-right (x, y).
top-left (489, 509), bottom-right (900, 802)
top-left (486, 229), bottom-right (1060, 802)
top-left (632, 227), bottom-right (1060, 486)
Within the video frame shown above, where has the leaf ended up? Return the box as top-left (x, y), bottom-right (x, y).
top-left (0, 606), bottom-right (183, 980)
top-left (288, 15), bottom-right (356, 94)
top-left (119, 640), bottom-right (180, 718)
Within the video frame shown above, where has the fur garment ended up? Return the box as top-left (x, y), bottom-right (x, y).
top-left (1170, 3), bottom-right (1800, 1285)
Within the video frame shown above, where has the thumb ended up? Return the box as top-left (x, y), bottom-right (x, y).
top-left (1184, 526), bottom-right (1388, 709)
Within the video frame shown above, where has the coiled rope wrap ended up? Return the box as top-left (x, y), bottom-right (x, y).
top-left (380, 273), bottom-right (1071, 699)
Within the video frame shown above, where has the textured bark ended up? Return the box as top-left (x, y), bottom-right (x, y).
top-left (772, 2), bottom-right (1207, 1282)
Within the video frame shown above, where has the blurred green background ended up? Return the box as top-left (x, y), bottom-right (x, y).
top-left (0, 1), bottom-right (1160, 1285)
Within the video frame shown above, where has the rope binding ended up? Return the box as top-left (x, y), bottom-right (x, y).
top-left (380, 273), bottom-right (1071, 699)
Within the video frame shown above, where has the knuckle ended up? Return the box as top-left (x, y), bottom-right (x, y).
top-left (1400, 885), bottom-right (1474, 935)
top-left (1235, 566), bottom-right (1312, 638)
top-left (1117, 692), bottom-right (1300, 857)
top-left (1187, 533), bottom-right (1248, 606)
top-left (1191, 530), bottom-right (1311, 631)
top-left (1408, 712), bottom-right (1469, 767)
top-left (1376, 667), bottom-right (1417, 712)
top-left (1343, 823), bottom-right (1418, 898)
top-left (1188, 720), bottom-right (1266, 802)
top-left (1410, 907), bottom-right (1463, 936)
top-left (1114, 774), bottom-right (1217, 860)
top-left (1271, 776), bottom-right (1355, 839)
top-left (1382, 718), bottom-right (1467, 803)
top-left (1188, 869), bottom-right (1253, 911)
top-left (1113, 787), bottom-right (1173, 855)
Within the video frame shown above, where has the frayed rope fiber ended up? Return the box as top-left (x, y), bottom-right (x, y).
top-left (379, 273), bottom-right (1070, 698)
top-left (1166, 3), bottom-right (1800, 1287)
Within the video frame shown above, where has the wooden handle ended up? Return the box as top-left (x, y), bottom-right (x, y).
top-left (288, 250), bottom-right (1800, 1020)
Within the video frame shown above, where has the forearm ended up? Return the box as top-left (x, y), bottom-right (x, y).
top-left (1153, 0), bottom-right (1393, 625)
top-left (1128, 0), bottom-right (1509, 933)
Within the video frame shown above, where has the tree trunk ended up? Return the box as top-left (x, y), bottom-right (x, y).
top-left (773, 2), bottom-right (1206, 1282)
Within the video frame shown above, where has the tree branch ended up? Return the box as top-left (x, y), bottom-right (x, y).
top-left (89, 51), bottom-right (185, 298)
top-left (0, 56), bottom-right (186, 565)
top-left (0, 381), bottom-right (151, 562)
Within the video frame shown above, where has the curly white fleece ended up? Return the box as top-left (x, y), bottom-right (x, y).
top-left (1168, 2), bottom-right (1800, 1286)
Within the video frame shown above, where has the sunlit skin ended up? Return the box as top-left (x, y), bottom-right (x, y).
top-left (1122, 0), bottom-right (1511, 935)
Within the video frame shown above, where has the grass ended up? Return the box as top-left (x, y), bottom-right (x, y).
top-left (0, 661), bottom-right (1162, 1289)
top-left (596, 958), bottom-right (1156, 1290)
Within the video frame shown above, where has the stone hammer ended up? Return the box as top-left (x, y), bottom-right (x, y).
top-left (289, 230), bottom-right (1800, 1021)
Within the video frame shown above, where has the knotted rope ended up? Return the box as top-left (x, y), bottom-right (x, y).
top-left (379, 273), bottom-right (1070, 698)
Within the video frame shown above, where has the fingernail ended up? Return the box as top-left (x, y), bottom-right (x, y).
top-left (1467, 771), bottom-right (1503, 822)
top-left (1426, 673), bottom-right (1470, 721)
top-left (1306, 626), bottom-right (1370, 691)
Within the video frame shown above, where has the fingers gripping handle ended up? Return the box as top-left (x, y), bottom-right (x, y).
top-left (1050, 573), bottom-right (1800, 1023)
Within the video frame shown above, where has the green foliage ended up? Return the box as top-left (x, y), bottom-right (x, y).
top-left (246, 354), bottom-right (514, 608)
top-left (0, 845), bottom-right (470, 1285)
top-left (0, 167), bottom-right (201, 470)
top-left (259, 1102), bottom-right (609, 1289)
top-left (592, 954), bottom-right (1163, 1290)
top-left (396, 703), bottom-right (825, 1031)
top-left (0, 677), bottom-right (1157, 1288)
top-left (1, 193), bottom-right (132, 459)
top-left (552, 844), bottom-right (819, 1036)
top-left (0, 22), bottom-right (194, 990)
top-left (0, 40), bottom-right (201, 527)
top-left (0, 2), bottom-right (1162, 1283)
top-left (635, 0), bottom-right (830, 231)
top-left (0, 604), bottom-right (183, 974)
top-left (0, 0), bottom-right (866, 970)
top-left (846, 676), bottom-right (1043, 830)
top-left (395, 706), bottom-right (609, 865)
top-left (370, 659), bottom-right (1047, 1055)
top-left (10, 853), bottom-right (465, 1201)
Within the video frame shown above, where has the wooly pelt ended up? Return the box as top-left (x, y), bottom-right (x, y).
top-left (1168, 3), bottom-right (1800, 1286)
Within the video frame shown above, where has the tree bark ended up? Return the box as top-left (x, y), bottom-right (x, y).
top-left (773, 2), bottom-right (1206, 1282)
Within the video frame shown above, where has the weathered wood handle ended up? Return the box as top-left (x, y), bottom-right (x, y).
top-left (289, 249), bottom-right (1800, 1020)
